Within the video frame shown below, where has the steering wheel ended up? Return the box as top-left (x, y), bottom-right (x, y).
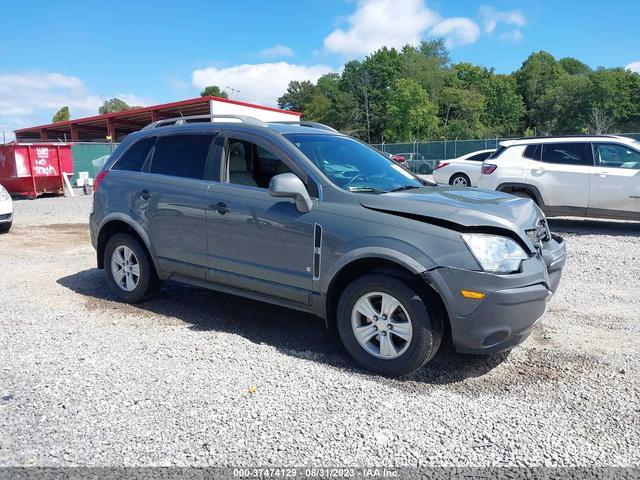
top-left (346, 173), bottom-right (367, 187)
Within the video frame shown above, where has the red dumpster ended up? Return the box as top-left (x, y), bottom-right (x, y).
top-left (0, 143), bottom-right (74, 198)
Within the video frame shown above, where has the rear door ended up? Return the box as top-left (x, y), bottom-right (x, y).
top-left (137, 132), bottom-right (216, 280)
top-left (205, 131), bottom-right (317, 305)
top-left (527, 142), bottom-right (592, 212)
top-left (589, 142), bottom-right (640, 218)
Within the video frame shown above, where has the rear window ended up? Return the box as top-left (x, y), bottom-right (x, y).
top-left (540, 143), bottom-right (593, 166)
top-left (488, 146), bottom-right (507, 159)
top-left (112, 137), bottom-right (155, 172)
top-left (467, 151), bottom-right (493, 161)
top-left (149, 134), bottom-right (214, 180)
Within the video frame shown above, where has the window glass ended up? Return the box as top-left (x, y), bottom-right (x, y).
top-left (225, 139), bottom-right (293, 189)
top-left (523, 144), bottom-right (540, 160)
top-left (468, 151), bottom-right (492, 161)
top-left (284, 133), bottom-right (422, 193)
top-left (112, 137), bottom-right (155, 172)
top-left (594, 143), bottom-right (640, 169)
top-left (488, 146), bottom-right (507, 159)
top-left (150, 134), bottom-right (213, 179)
top-left (540, 143), bottom-right (593, 166)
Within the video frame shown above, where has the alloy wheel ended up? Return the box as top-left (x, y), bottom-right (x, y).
top-left (111, 245), bottom-right (140, 292)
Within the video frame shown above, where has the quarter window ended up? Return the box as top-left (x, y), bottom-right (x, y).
top-left (467, 151), bottom-right (492, 161)
top-left (150, 134), bottom-right (214, 180)
top-left (593, 143), bottom-right (640, 169)
top-left (112, 137), bottom-right (155, 172)
top-left (540, 143), bottom-right (593, 166)
top-left (523, 144), bottom-right (541, 160)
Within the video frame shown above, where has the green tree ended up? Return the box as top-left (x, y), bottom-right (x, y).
top-left (385, 78), bottom-right (438, 142)
top-left (588, 68), bottom-right (640, 132)
top-left (559, 57), bottom-right (592, 76)
top-left (536, 73), bottom-right (591, 134)
top-left (200, 85), bottom-right (229, 98)
top-left (515, 51), bottom-right (564, 131)
top-left (277, 80), bottom-right (318, 113)
top-left (400, 41), bottom-right (451, 101)
top-left (438, 87), bottom-right (486, 138)
top-left (52, 106), bottom-right (70, 123)
top-left (98, 98), bottom-right (132, 115)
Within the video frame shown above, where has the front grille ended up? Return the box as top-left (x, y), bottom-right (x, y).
top-left (526, 219), bottom-right (550, 247)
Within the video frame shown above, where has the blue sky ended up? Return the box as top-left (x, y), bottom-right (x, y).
top-left (1, 0), bottom-right (639, 138)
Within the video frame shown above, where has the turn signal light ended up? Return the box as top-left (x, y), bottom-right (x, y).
top-left (460, 289), bottom-right (486, 300)
top-left (94, 170), bottom-right (108, 191)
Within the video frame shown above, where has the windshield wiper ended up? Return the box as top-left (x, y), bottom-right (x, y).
top-left (388, 185), bottom-right (422, 193)
top-left (347, 186), bottom-right (386, 193)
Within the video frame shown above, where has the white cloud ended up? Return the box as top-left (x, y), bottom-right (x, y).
top-left (0, 72), bottom-right (148, 141)
top-left (323, 0), bottom-right (440, 56)
top-left (430, 18), bottom-right (480, 48)
top-left (498, 29), bottom-right (523, 43)
top-left (626, 61), bottom-right (640, 73)
top-left (191, 62), bottom-right (334, 106)
top-left (480, 6), bottom-right (526, 34)
top-left (259, 44), bottom-right (294, 58)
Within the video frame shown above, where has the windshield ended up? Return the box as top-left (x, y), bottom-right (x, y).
top-left (285, 133), bottom-right (424, 193)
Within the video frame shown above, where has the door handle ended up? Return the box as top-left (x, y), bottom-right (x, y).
top-left (593, 171), bottom-right (609, 177)
top-left (139, 189), bottom-right (151, 200)
top-left (213, 202), bottom-right (230, 215)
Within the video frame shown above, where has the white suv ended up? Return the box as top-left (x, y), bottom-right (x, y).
top-left (477, 135), bottom-right (640, 220)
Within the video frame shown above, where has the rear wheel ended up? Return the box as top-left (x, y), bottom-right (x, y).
top-left (104, 233), bottom-right (159, 303)
top-left (418, 164), bottom-right (432, 175)
top-left (336, 274), bottom-right (442, 377)
top-left (450, 173), bottom-right (471, 187)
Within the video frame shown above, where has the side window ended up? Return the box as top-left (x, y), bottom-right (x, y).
top-left (593, 143), bottom-right (640, 169)
top-left (468, 151), bottom-right (492, 161)
top-left (540, 143), bottom-right (593, 166)
top-left (150, 134), bottom-right (214, 180)
top-left (523, 144), bottom-right (541, 160)
top-left (112, 137), bottom-right (155, 172)
top-left (225, 139), bottom-right (293, 189)
top-left (488, 146), bottom-right (507, 159)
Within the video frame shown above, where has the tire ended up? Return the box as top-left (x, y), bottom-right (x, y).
top-left (418, 164), bottom-right (432, 175)
top-left (0, 221), bottom-right (11, 233)
top-left (103, 233), bottom-right (159, 303)
top-left (449, 173), bottom-right (471, 187)
top-left (336, 274), bottom-right (443, 377)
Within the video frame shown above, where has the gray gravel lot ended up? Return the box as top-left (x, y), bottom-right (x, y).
top-left (0, 194), bottom-right (639, 467)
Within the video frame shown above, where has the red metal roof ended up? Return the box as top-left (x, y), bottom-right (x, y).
top-left (14, 96), bottom-right (300, 142)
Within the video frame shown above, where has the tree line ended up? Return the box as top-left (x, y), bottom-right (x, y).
top-left (277, 40), bottom-right (640, 143)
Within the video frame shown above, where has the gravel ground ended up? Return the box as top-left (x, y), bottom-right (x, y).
top-left (0, 194), bottom-right (639, 468)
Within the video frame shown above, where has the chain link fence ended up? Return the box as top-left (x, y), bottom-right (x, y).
top-left (372, 133), bottom-right (640, 174)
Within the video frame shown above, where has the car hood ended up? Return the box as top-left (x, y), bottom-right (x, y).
top-left (359, 186), bottom-right (542, 245)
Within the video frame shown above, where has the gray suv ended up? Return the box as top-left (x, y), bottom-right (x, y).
top-left (90, 115), bottom-right (566, 377)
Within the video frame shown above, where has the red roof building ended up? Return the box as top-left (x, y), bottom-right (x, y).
top-left (14, 96), bottom-right (301, 143)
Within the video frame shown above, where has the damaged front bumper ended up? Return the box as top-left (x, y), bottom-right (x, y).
top-left (425, 234), bottom-right (566, 354)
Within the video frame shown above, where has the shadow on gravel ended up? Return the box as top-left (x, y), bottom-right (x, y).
top-left (57, 268), bottom-right (508, 384)
top-left (548, 218), bottom-right (640, 237)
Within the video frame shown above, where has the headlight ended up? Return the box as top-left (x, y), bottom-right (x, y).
top-left (462, 233), bottom-right (528, 274)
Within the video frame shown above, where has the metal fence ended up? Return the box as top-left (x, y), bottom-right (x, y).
top-left (372, 133), bottom-right (640, 174)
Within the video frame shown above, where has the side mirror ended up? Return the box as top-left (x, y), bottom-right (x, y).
top-left (268, 173), bottom-right (313, 213)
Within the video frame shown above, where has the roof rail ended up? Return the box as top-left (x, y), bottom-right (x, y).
top-left (270, 120), bottom-right (338, 132)
top-left (514, 134), bottom-right (621, 141)
top-left (143, 114), bottom-right (266, 130)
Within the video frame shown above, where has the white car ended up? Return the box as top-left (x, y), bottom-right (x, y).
top-left (432, 149), bottom-right (495, 187)
top-left (477, 135), bottom-right (640, 220)
top-left (0, 183), bottom-right (13, 232)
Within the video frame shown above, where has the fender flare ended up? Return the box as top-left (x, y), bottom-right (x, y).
top-left (96, 213), bottom-right (163, 276)
top-left (320, 246), bottom-right (434, 294)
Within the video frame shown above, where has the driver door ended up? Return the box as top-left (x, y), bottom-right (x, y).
top-left (205, 131), bottom-right (317, 305)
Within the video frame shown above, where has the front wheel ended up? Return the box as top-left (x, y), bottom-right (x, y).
top-left (0, 221), bottom-right (12, 233)
top-left (336, 274), bottom-right (443, 377)
top-left (104, 233), bottom-right (158, 303)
